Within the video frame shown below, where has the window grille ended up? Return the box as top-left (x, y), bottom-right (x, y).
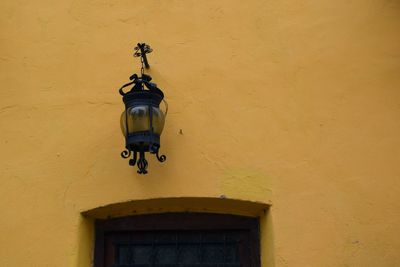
top-left (94, 213), bottom-right (260, 267)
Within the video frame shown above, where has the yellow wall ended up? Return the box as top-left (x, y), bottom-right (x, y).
top-left (1, 0), bottom-right (400, 266)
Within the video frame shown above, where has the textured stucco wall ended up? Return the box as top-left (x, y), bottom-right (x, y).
top-left (1, 0), bottom-right (400, 266)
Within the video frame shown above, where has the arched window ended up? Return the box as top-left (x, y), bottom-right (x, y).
top-left (94, 213), bottom-right (260, 266)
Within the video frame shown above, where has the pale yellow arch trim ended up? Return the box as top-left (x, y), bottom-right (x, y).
top-left (82, 197), bottom-right (270, 219)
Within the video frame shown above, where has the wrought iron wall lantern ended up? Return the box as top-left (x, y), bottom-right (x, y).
top-left (118, 43), bottom-right (167, 174)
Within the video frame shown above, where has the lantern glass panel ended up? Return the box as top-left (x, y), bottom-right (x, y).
top-left (120, 106), bottom-right (165, 136)
top-left (152, 107), bottom-right (165, 134)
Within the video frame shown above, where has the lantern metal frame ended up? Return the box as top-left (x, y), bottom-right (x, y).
top-left (118, 43), bottom-right (166, 174)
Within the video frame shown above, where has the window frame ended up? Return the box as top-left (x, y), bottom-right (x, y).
top-left (94, 212), bottom-right (261, 267)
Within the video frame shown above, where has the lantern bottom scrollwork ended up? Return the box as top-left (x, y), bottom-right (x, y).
top-left (156, 150), bottom-right (166, 162)
top-left (120, 148), bottom-right (166, 174)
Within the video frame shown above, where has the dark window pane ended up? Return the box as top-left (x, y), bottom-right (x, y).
top-left (203, 244), bottom-right (225, 263)
top-left (155, 245), bottom-right (177, 264)
top-left (225, 244), bottom-right (239, 263)
top-left (118, 245), bottom-right (152, 264)
top-left (116, 232), bottom-right (242, 265)
top-left (118, 245), bottom-right (134, 264)
top-left (226, 232), bottom-right (242, 242)
top-left (179, 245), bottom-right (201, 263)
top-left (133, 245), bottom-right (152, 264)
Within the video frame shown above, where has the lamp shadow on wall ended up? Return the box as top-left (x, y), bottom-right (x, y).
top-left (77, 197), bottom-right (275, 267)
